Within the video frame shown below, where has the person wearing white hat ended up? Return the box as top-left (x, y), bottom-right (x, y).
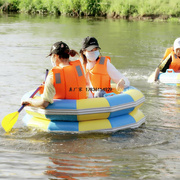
top-left (153, 38), bottom-right (180, 81)
top-left (174, 38), bottom-right (180, 55)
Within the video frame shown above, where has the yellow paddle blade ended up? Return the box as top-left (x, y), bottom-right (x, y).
top-left (1, 111), bottom-right (19, 132)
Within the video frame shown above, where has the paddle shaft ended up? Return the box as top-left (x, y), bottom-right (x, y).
top-left (45, 69), bottom-right (49, 80)
top-left (18, 69), bottom-right (49, 113)
top-left (18, 87), bottom-right (40, 113)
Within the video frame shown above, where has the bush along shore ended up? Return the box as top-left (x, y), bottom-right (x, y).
top-left (1, 0), bottom-right (180, 21)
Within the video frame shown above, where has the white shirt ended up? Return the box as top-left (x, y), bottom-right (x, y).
top-left (86, 58), bottom-right (130, 88)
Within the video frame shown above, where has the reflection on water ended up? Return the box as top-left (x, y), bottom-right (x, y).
top-left (0, 123), bottom-right (179, 179)
top-left (146, 84), bottom-right (180, 129)
top-left (0, 128), bottom-right (170, 179)
top-left (46, 155), bottom-right (111, 179)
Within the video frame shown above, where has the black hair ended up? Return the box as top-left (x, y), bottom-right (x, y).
top-left (58, 49), bottom-right (79, 59)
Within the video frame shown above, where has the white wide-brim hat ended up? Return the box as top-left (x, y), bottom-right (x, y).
top-left (174, 38), bottom-right (180, 51)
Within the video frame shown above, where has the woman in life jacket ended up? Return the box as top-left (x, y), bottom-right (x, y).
top-left (153, 38), bottom-right (180, 81)
top-left (22, 41), bottom-right (87, 108)
top-left (80, 36), bottom-right (130, 97)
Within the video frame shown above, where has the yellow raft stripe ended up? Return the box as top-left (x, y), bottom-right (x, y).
top-left (77, 97), bottom-right (110, 109)
top-left (26, 110), bottom-right (47, 120)
top-left (77, 97), bottom-right (110, 121)
top-left (177, 73), bottom-right (180, 86)
top-left (124, 89), bottom-right (144, 101)
top-left (129, 109), bottom-right (145, 122)
top-left (27, 117), bottom-right (50, 131)
top-left (79, 119), bottom-right (112, 131)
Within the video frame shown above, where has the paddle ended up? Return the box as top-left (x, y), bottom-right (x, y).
top-left (1, 87), bottom-right (40, 132)
top-left (1, 69), bottom-right (49, 132)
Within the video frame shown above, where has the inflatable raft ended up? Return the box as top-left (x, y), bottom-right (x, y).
top-left (21, 86), bottom-right (145, 133)
top-left (148, 69), bottom-right (180, 86)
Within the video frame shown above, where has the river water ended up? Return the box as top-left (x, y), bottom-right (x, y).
top-left (0, 13), bottom-right (180, 179)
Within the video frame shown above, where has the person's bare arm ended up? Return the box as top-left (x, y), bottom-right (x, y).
top-left (22, 98), bottom-right (50, 109)
top-left (153, 67), bottom-right (160, 81)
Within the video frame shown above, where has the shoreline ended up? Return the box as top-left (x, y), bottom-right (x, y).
top-left (1, 11), bottom-right (179, 22)
top-left (1, 1), bottom-right (180, 22)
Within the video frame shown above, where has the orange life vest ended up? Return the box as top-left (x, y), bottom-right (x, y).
top-left (169, 51), bottom-right (180, 72)
top-left (52, 60), bottom-right (86, 99)
top-left (86, 56), bottom-right (111, 92)
top-left (163, 47), bottom-right (173, 60)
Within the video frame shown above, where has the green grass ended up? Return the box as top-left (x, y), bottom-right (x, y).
top-left (1, 0), bottom-right (180, 20)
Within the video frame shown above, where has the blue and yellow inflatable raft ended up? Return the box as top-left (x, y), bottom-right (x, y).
top-left (21, 86), bottom-right (145, 133)
top-left (148, 69), bottom-right (180, 86)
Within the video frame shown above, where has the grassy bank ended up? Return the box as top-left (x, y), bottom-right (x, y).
top-left (1, 0), bottom-right (180, 20)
